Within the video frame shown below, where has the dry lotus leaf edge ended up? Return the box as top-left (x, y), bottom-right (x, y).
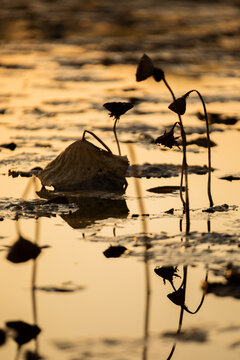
top-left (37, 136), bottom-right (129, 191)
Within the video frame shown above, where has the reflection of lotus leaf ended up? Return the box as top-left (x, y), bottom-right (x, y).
top-left (38, 138), bottom-right (129, 191)
top-left (37, 188), bottom-right (129, 229)
top-left (62, 197), bottom-right (129, 229)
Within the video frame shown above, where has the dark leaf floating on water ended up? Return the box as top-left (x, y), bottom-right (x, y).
top-left (202, 203), bottom-right (230, 213)
top-left (6, 236), bottom-right (41, 263)
top-left (196, 112), bottom-right (239, 125)
top-left (103, 245), bottom-right (128, 258)
top-left (103, 102), bottom-right (133, 120)
top-left (127, 163), bottom-right (212, 178)
top-left (0, 142), bottom-right (17, 151)
top-left (147, 186), bottom-right (185, 194)
top-left (36, 284), bottom-right (85, 293)
top-left (187, 136), bottom-right (216, 148)
top-left (6, 321), bottom-right (41, 346)
top-left (154, 266), bottom-right (181, 285)
top-left (0, 329), bottom-right (6, 346)
top-left (220, 174), bottom-right (240, 181)
top-left (8, 167), bottom-right (42, 178)
top-left (161, 328), bottom-right (208, 343)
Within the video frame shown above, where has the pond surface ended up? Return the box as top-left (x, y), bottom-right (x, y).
top-left (0, 1), bottom-right (240, 359)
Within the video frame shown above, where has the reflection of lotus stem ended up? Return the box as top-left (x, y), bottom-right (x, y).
top-left (127, 144), bottom-right (150, 360)
top-left (32, 177), bottom-right (40, 354)
top-left (113, 119), bottom-right (121, 156)
top-left (177, 265), bottom-right (187, 333)
top-left (184, 90), bottom-right (213, 208)
top-left (163, 78), bottom-right (190, 233)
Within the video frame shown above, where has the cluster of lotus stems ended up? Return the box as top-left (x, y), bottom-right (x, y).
top-left (103, 54), bottom-right (214, 233)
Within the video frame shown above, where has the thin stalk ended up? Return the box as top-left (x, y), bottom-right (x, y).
top-left (82, 130), bottom-right (112, 154)
top-left (113, 118), bottom-right (121, 156)
top-left (163, 77), bottom-right (190, 233)
top-left (127, 144), bottom-right (151, 360)
top-left (184, 90), bottom-right (213, 207)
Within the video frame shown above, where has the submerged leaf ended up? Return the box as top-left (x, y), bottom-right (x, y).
top-left (6, 321), bottom-right (41, 346)
top-left (103, 102), bottom-right (133, 120)
top-left (6, 236), bottom-right (41, 263)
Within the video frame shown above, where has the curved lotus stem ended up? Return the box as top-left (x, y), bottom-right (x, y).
top-left (163, 77), bottom-right (190, 233)
top-left (184, 90), bottom-right (213, 207)
top-left (82, 130), bottom-right (112, 154)
top-left (113, 118), bottom-right (121, 156)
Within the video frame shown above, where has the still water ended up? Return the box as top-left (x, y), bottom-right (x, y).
top-left (0, 1), bottom-right (240, 359)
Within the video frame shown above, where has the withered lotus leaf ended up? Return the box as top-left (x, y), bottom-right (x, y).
top-left (7, 236), bottom-right (41, 263)
top-left (38, 138), bottom-right (129, 191)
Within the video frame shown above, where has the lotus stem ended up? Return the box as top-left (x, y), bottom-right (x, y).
top-left (163, 77), bottom-right (190, 233)
top-left (184, 90), bottom-right (213, 207)
top-left (113, 119), bottom-right (121, 156)
top-left (82, 129), bottom-right (112, 154)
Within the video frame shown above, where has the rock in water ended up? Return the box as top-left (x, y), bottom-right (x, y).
top-left (38, 138), bottom-right (129, 191)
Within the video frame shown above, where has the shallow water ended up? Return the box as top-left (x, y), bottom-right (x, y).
top-left (0, 1), bottom-right (240, 359)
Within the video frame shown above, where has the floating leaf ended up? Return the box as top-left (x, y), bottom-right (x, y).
top-left (6, 236), bottom-right (41, 263)
top-left (168, 96), bottom-right (186, 115)
top-left (103, 245), bottom-right (127, 258)
top-left (103, 102), bottom-right (133, 120)
top-left (0, 142), bottom-right (17, 151)
top-left (147, 186), bottom-right (185, 194)
top-left (6, 321), bottom-right (41, 346)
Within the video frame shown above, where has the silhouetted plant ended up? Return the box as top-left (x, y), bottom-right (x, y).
top-left (103, 101), bottom-right (133, 155)
top-left (155, 122), bottom-right (180, 149)
top-left (136, 54), bottom-right (190, 232)
top-left (169, 90), bottom-right (214, 207)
